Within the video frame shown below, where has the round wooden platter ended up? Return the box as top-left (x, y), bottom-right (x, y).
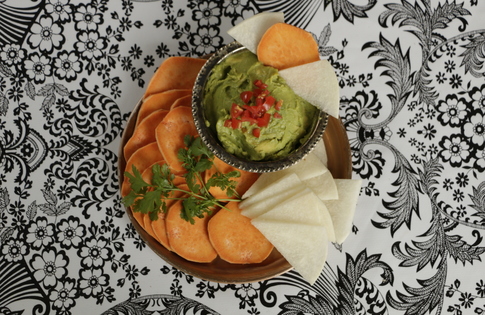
top-left (117, 95), bottom-right (352, 284)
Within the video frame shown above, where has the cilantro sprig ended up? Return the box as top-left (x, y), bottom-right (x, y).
top-left (122, 136), bottom-right (241, 224)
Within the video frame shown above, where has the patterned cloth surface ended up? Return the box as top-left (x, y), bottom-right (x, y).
top-left (0, 0), bottom-right (485, 314)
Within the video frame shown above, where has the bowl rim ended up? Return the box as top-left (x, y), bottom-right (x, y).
top-left (192, 41), bottom-right (329, 173)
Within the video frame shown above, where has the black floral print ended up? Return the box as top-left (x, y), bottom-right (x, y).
top-left (0, 0), bottom-right (484, 314)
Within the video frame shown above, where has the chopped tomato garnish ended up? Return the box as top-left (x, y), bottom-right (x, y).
top-left (258, 90), bottom-right (269, 99)
top-left (253, 80), bottom-right (268, 89)
top-left (240, 91), bottom-right (253, 104)
top-left (231, 103), bottom-right (244, 118)
top-left (223, 79), bottom-right (283, 134)
top-left (257, 113), bottom-right (271, 127)
top-left (231, 118), bottom-right (241, 129)
top-left (275, 100), bottom-right (283, 110)
top-left (252, 128), bottom-right (261, 138)
top-left (241, 110), bottom-right (259, 124)
top-left (243, 104), bottom-right (264, 118)
top-left (252, 88), bottom-right (263, 98)
top-left (264, 95), bottom-right (275, 107)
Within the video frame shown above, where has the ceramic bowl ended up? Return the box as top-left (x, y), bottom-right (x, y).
top-left (192, 41), bottom-right (328, 173)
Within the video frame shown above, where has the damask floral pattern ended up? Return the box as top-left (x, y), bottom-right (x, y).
top-left (0, 0), bottom-right (484, 314)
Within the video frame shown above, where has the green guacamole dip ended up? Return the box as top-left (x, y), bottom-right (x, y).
top-left (203, 49), bottom-right (319, 161)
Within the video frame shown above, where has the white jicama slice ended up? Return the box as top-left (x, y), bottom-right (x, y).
top-left (253, 188), bottom-right (317, 224)
top-left (240, 172), bottom-right (301, 208)
top-left (279, 60), bottom-right (340, 118)
top-left (241, 185), bottom-right (307, 219)
top-left (241, 171), bottom-right (287, 199)
top-left (312, 139), bottom-right (328, 167)
top-left (303, 171), bottom-right (338, 201)
top-left (284, 152), bottom-right (326, 181)
top-left (251, 219), bottom-right (328, 285)
top-left (317, 197), bottom-right (337, 243)
top-left (323, 179), bottom-right (362, 244)
top-left (256, 188), bottom-right (337, 242)
top-left (227, 12), bottom-right (285, 55)
top-left (242, 152), bottom-right (326, 199)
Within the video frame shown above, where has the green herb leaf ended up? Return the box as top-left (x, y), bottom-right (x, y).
top-left (127, 164), bottom-right (151, 192)
top-left (123, 135), bottom-right (242, 224)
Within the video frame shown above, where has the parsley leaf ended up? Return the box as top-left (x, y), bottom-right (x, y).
top-left (122, 135), bottom-right (242, 224)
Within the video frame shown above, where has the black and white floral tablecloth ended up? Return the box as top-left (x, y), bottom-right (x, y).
top-left (1, 0), bottom-right (485, 314)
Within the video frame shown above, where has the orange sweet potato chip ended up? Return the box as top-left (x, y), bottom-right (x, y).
top-left (257, 23), bottom-right (320, 70)
top-left (155, 106), bottom-right (198, 175)
top-left (165, 199), bottom-right (218, 263)
top-left (121, 142), bottom-right (164, 197)
top-left (170, 94), bottom-right (192, 110)
top-left (124, 109), bottom-right (169, 161)
top-left (138, 162), bottom-right (186, 251)
top-left (137, 89), bottom-right (191, 126)
top-left (205, 157), bottom-right (260, 199)
top-left (131, 211), bottom-right (145, 230)
top-left (208, 201), bottom-right (273, 264)
top-left (149, 187), bottom-right (188, 252)
top-left (143, 213), bottom-right (159, 241)
top-left (144, 57), bottom-right (206, 98)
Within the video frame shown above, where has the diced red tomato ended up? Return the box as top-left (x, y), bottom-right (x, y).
top-left (231, 118), bottom-right (241, 129)
top-left (253, 80), bottom-right (268, 89)
top-left (243, 104), bottom-right (264, 118)
top-left (275, 100), bottom-right (283, 110)
top-left (257, 113), bottom-right (271, 127)
top-left (253, 88), bottom-right (263, 98)
top-left (231, 103), bottom-right (244, 118)
top-left (258, 90), bottom-right (269, 99)
top-left (241, 110), bottom-right (258, 124)
top-left (264, 95), bottom-right (275, 107)
top-left (224, 79), bottom-right (283, 133)
top-left (240, 91), bottom-right (253, 104)
top-left (252, 128), bottom-right (261, 138)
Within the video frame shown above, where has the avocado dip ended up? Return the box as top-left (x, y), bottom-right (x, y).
top-left (203, 49), bottom-right (319, 161)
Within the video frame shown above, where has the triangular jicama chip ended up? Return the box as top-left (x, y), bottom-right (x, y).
top-left (283, 152), bottom-right (327, 181)
top-left (254, 188), bottom-right (336, 242)
top-left (241, 185), bottom-right (307, 219)
top-left (303, 171), bottom-right (338, 201)
top-left (279, 60), bottom-right (339, 118)
top-left (251, 220), bottom-right (328, 285)
top-left (255, 188), bottom-right (317, 223)
top-left (241, 171), bottom-right (283, 199)
top-left (227, 12), bottom-right (284, 55)
top-left (240, 173), bottom-right (301, 209)
top-left (242, 152), bottom-right (327, 199)
top-left (323, 179), bottom-right (362, 244)
top-left (312, 139), bottom-right (328, 167)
